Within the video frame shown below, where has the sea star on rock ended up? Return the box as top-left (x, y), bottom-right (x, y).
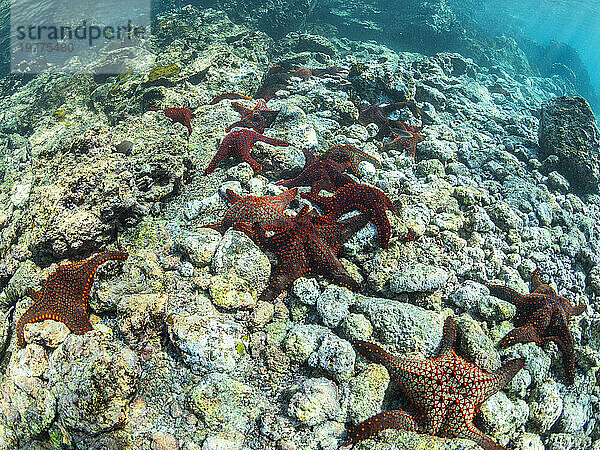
top-left (151, 107), bottom-right (194, 135)
top-left (382, 126), bottom-right (426, 158)
top-left (203, 188), bottom-right (298, 238)
top-left (303, 183), bottom-right (397, 248)
top-left (486, 269), bottom-right (586, 384)
top-left (204, 129), bottom-right (290, 175)
top-left (356, 101), bottom-right (422, 140)
top-left (254, 64), bottom-right (348, 100)
top-left (276, 148), bottom-right (354, 195)
top-left (319, 144), bottom-right (382, 177)
top-left (349, 316), bottom-right (525, 450)
top-left (16, 251), bottom-right (129, 348)
top-left (242, 206), bottom-right (369, 302)
top-left (226, 99), bottom-right (280, 133)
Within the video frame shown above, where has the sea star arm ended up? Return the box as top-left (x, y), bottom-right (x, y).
top-left (325, 213), bottom-right (370, 251)
top-left (542, 332), bottom-right (578, 383)
top-left (498, 324), bottom-right (542, 348)
top-left (458, 424), bottom-right (507, 450)
top-left (204, 134), bottom-right (234, 174)
top-left (486, 284), bottom-right (539, 307)
top-left (201, 190), bottom-right (241, 233)
top-left (226, 113), bottom-right (263, 133)
top-left (259, 110), bottom-right (280, 129)
top-left (25, 288), bottom-right (40, 301)
top-left (250, 133), bottom-right (290, 148)
top-left (15, 303), bottom-right (94, 348)
top-left (438, 316), bottom-right (458, 355)
top-left (353, 340), bottom-right (405, 376)
top-left (567, 302), bottom-right (586, 316)
top-left (328, 165), bottom-right (355, 190)
top-left (372, 208), bottom-right (393, 249)
top-left (225, 189), bottom-right (243, 204)
top-left (238, 146), bottom-right (263, 173)
top-left (543, 311), bottom-right (579, 383)
top-left (530, 268), bottom-right (543, 292)
top-left (230, 102), bottom-right (252, 116)
top-left (301, 191), bottom-right (335, 215)
top-left (346, 410), bottom-right (424, 445)
top-left (308, 237), bottom-right (361, 292)
top-left (276, 148), bottom-right (319, 190)
top-left (259, 240), bottom-right (308, 302)
top-left (490, 357), bottom-right (526, 392)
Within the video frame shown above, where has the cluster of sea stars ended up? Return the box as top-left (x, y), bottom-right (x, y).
top-left (349, 269), bottom-right (586, 448)
top-left (203, 75), bottom-right (406, 300)
top-left (20, 59), bottom-right (583, 450)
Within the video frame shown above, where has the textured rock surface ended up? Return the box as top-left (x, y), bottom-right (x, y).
top-left (539, 96), bottom-right (600, 193)
top-left (47, 332), bottom-right (141, 434)
top-left (0, 4), bottom-right (598, 449)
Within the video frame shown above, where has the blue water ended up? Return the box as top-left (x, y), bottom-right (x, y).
top-left (2, 0), bottom-right (599, 107)
top-left (455, 0), bottom-right (600, 97)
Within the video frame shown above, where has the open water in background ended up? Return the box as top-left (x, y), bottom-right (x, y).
top-left (0, 0), bottom-right (599, 108)
top-left (454, 0), bottom-right (600, 97)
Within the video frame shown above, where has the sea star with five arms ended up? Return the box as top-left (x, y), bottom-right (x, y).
top-left (276, 148), bottom-right (354, 195)
top-left (151, 107), bottom-right (194, 135)
top-left (242, 205), bottom-right (369, 302)
top-left (356, 101), bottom-right (422, 140)
top-left (349, 316), bottom-right (525, 450)
top-left (303, 183), bottom-right (397, 248)
top-left (16, 251), bottom-right (129, 348)
top-left (383, 126), bottom-right (427, 158)
top-left (486, 268), bottom-right (586, 384)
top-left (225, 99), bottom-right (280, 134)
top-left (203, 188), bottom-right (298, 238)
top-left (319, 144), bottom-right (382, 177)
top-left (204, 129), bottom-right (290, 175)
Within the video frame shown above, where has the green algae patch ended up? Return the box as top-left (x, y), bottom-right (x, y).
top-left (265, 321), bottom-right (290, 347)
top-left (148, 63), bottom-right (181, 82)
top-left (209, 272), bottom-right (257, 310)
top-left (187, 373), bottom-right (267, 434)
top-left (236, 342), bottom-right (245, 356)
top-left (52, 108), bottom-right (68, 121)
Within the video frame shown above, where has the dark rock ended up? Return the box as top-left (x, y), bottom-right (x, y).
top-left (539, 97), bottom-right (600, 193)
top-left (219, 0), bottom-right (318, 39)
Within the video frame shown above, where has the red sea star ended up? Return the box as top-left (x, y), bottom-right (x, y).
top-left (225, 99), bottom-right (280, 133)
top-left (276, 148), bottom-right (354, 195)
top-left (319, 144), bottom-right (382, 177)
top-left (151, 107), bottom-right (194, 135)
top-left (382, 126), bottom-right (426, 158)
top-left (16, 251), bottom-right (128, 348)
top-left (486, 269), bottom-right (586, 384)
top-left (204, 129), bottom-right (290, 175)
top-left (203, 188), bottom-right (298, 237)
top-left (242, 206), bottom-right (369, 302)
top-left (349, 316), bottom-right (525, 450)
top-left (356, 101), bottom-right (422, 140)
top-left (303, 183), bottom-right (397, 248)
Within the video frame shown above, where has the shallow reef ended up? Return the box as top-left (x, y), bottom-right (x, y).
top-left (0, 4), bottom-right (599, 450)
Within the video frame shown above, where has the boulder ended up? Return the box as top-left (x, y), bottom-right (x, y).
top-left (539, 96), bottom-right (600, 193)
